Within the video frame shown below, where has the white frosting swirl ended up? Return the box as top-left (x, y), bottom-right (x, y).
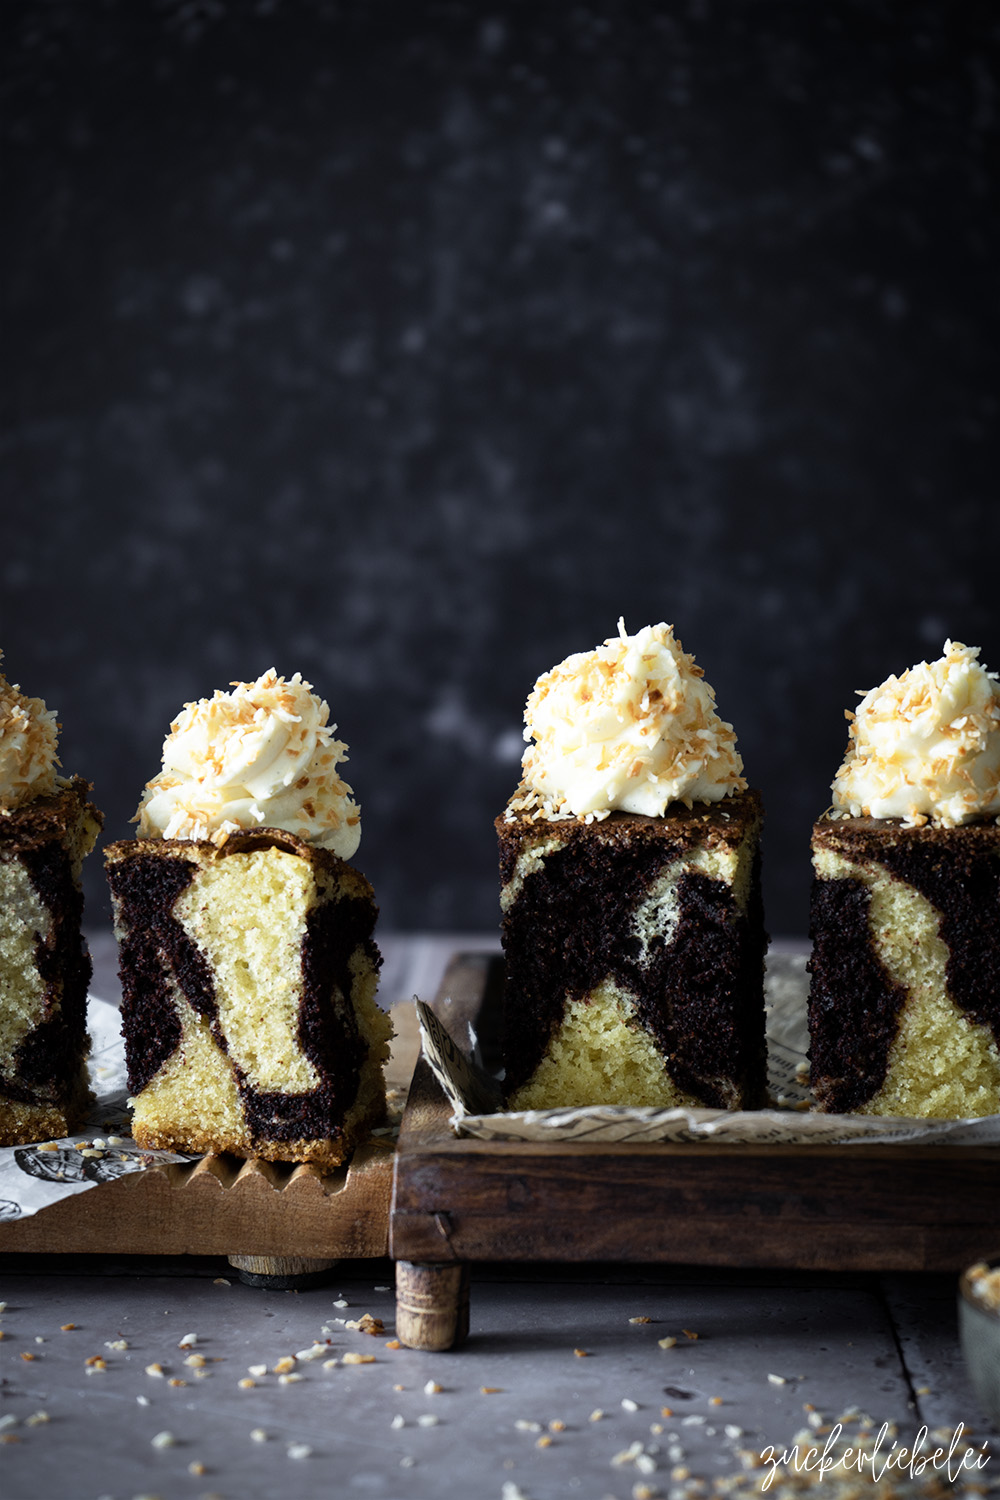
top-left (831, 640), bottom-right (1000, 827)
top-left (510, 620), bottom-right (746, 821)
top-left (0, 656), bottom-right (60, 811)
top-left (136, 670), bottom-right (361, 857)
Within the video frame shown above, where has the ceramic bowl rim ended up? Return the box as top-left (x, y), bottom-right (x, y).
top-left (959, 1253), bottom-right (1000, 1323)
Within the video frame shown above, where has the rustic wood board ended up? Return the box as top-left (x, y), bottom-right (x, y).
top-left (0, 1001), bottom-right (422, 1261)
top-left (390, 954), bottom-right (1000, 1274)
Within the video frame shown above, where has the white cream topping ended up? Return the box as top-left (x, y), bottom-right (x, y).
top-left (831, 640), bottom-right (1000, 827)
top-left (136, 670), bottom-right (362, 857)
top-left (0, 655), bottom-right (60, 811)
top-left (508, 620), bottom-right (746, 821)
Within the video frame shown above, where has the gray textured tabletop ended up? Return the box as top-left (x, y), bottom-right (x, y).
top-left (0, 935), bottom-right (996, 1500)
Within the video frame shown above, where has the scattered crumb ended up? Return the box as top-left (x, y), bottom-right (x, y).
top-left (346, 1314), bottom-right (384, 1336)
top-left (629, 1316), bottom-right (653, 1324)
top-left (480, 1387), bottom-right (503, 1395)
top-left (287, 1443), bottom-right (312, 1460)
top-left (150, 1431), bottom-right (175, 1449)
top-left (295, 1344), bottom-right (329, 1363)
top-left (341, 1352), bottom-right (375, 1366)
top-left (658, 1336), bottom-right (678, 1349)
top-left (573, 1348), bottom-right (589, 1358)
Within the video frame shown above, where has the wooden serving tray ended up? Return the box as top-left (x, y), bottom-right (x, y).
top-left (390, 954), bottom-right (1000, 1349)
top-left (0, 1002), bottom-right (422, 1273)
top-left (0, 1142), bottom-right (394, 1261)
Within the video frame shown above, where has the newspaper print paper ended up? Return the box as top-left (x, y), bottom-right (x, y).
top-left (416, 952), bottom-right (1000, 1146)
top-left (0, 998), bottom-right (193, 1224)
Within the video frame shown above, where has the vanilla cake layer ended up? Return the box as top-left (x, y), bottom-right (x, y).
top-left (0, 779), bottom-right (102, 1144)
top-left (809, 816), bottom-right (1000, 1117)
top-left (497, 790), bottom-right (767, 1110)
top-left (105, 829), bottom-right (391, 1168)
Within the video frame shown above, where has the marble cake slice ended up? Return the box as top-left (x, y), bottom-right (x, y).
top-left (808, 815), bottom-right (1000, 1116)
top-left (497, 789), bottom-right (767, 1110)
top-left (105, 828), bottom-right (391, 1167)
top-left (0, 777), bottom-right (102, 1144)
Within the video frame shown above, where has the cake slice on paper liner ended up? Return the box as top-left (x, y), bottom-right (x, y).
top-left (414, 949), bottom-right (1000, 1147)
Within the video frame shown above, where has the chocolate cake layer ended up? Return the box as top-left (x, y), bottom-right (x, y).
top-left (498, 790), bottom-right (767, 1108)
top-left (809, 814), bottom-right (1000, 1115)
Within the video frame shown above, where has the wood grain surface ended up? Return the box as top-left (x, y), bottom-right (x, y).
top-left (0, 1140), bottom-right (395, 1258)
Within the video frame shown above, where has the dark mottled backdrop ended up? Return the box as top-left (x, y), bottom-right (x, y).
top-left (3, 1), bottom-right (998, 937)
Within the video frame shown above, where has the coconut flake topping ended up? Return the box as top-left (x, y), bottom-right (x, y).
top-left (0, 654), bottom-right (60, 812)
top-left (831, 640), bottom-right (1000, 827)
top-left (508, 620), bottom-right (746, 822)
top-left (136, 670), bottom-right (361, 857)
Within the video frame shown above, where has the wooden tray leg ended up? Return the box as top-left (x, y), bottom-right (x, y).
top-left (228, 1254), bottom-right (339, 1289)
top-left (395, 1260), bottom-right (470, 1351)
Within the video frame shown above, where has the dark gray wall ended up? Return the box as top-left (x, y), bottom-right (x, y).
top-left (4, 1), bottom-right (998, 938)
